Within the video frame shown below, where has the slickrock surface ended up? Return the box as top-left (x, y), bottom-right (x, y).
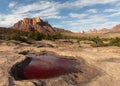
top-left (0, 40), bottom-right (120, 86)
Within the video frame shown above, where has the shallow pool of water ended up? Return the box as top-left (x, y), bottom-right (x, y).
top-left (10, 54), bottom-right (79, 80)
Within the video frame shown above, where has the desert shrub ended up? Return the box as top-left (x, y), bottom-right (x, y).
top-left (27, 31), bottom-right (63, 40)
top-left (28, 31), bottom-right (43, 40)
top-left (50, 33), bottom-right (63, 40)
top-left (89, 37), bottom-right (107, 47)
top-left (5, 33), bottom-right (27, 42)
top-left (77, 37), bottom-right (89, 43)
top-left (101, 38), bottom-right (110, 41)
top-left (90, 37), bottom-right (103, 43)
top-left (109, 37), bottom-right (120, 47)
top-left (40, 33), bottom-right (63, 40)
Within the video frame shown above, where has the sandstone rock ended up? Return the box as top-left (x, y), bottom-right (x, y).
top-left (11, 17), bottom-right (56, 34)
top-left (98, 28), bottom-right (110, 33)
top-left (0, 45), bottom-right (100, 86)
top-left (111, 24), bottom-right (120, 32)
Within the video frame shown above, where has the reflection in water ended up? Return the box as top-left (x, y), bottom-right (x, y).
top-left (10, 54), bottom-right (80, 80)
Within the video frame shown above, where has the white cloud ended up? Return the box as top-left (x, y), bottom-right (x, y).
top-left (104, 7), bottom-right (120, 17)
top-left (0, 1), bottom-right (62, 27)
top-left (106, 11), bottom-right (120, 17)
top-left (60, 13), bottom-right (109, 31)
top-left (0, 14), bottom-right (23, 27)
top-left (12, 1), bottom-right (62, 19)
top-left (0, 14), bottom-right (2, 18)
top-left (13, 1), bottom-right (59, 13)
top-left (86, 9), bottom-right (97, 13)
top-left (89, 14), bottom-right (105, 19)
top-left (77, 18), bottom-right (106, 24)
top-left (116, 3), bottom-right (120, 6)
top-left (69, 13), bottom-right (88, 18)
top-left (91, 21), bottom-right (120, 30)
top-left (77, 14), bottom-right (107, 24)
top-left (13, 2), bottom-right (49, 14)
top-left (58, 19), bottom-right (120, 32)
top-left (63, 0), bottom-right (119, 8)
top-left (8, 2), bottom-right (16, 8)
top-left (32, 6), bottom-right (62, 19)
top-left (104, 9), bottom-right (117, 12)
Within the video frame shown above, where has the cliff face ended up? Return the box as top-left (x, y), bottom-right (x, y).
top-left (11, 17), bottom-right (56, 34)
top-left (111, 24), bottom-right (120, 32)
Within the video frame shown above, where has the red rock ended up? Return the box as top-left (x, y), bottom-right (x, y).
top-left (98, 28), bottom-right (110, 33)
top-left (11, 17), bottom-right (56, 34)
top-left (111, 24), bottom-right (120, 32)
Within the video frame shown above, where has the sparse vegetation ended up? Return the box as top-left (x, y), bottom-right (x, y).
top-left (0, 28), bottom-right (63, 42)
top-left (109, 37), bottom-right (120, 47)
top-left (89, 36), bottom-right (106, 47)
top-left (0, 27), bottom-right (120, 47)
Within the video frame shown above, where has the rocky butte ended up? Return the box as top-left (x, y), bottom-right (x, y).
top-left (11, 17), bottom-right (56, 34)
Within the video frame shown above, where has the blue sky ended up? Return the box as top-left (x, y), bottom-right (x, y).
top-left (0, 0), bottom-right (120, 32)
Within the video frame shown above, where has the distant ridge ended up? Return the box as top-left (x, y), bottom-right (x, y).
top-left (53, 27), bottom-right (72, 33)
top-left (85, 24), bottom-right (120, 34)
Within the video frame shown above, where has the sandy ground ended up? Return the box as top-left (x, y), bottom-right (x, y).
top-left (0, 40), bottom-right (120, 86)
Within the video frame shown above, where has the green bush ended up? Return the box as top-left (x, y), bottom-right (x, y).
top-left (28, 31), bottom-right (43, 40)
top-left (27, 31), bottom-right (63, 40)
top-left (90, 37), bottom-right (102, 44)
top-left (89, 37), bottom-right (107, 47)
top-left (109, 37), bottom-right (120, 47)
top-left (5, 33), bottom-right (27, 42)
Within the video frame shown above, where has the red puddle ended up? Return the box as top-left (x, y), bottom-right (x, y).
top-left (11, 55), bottom-right (79, 80)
